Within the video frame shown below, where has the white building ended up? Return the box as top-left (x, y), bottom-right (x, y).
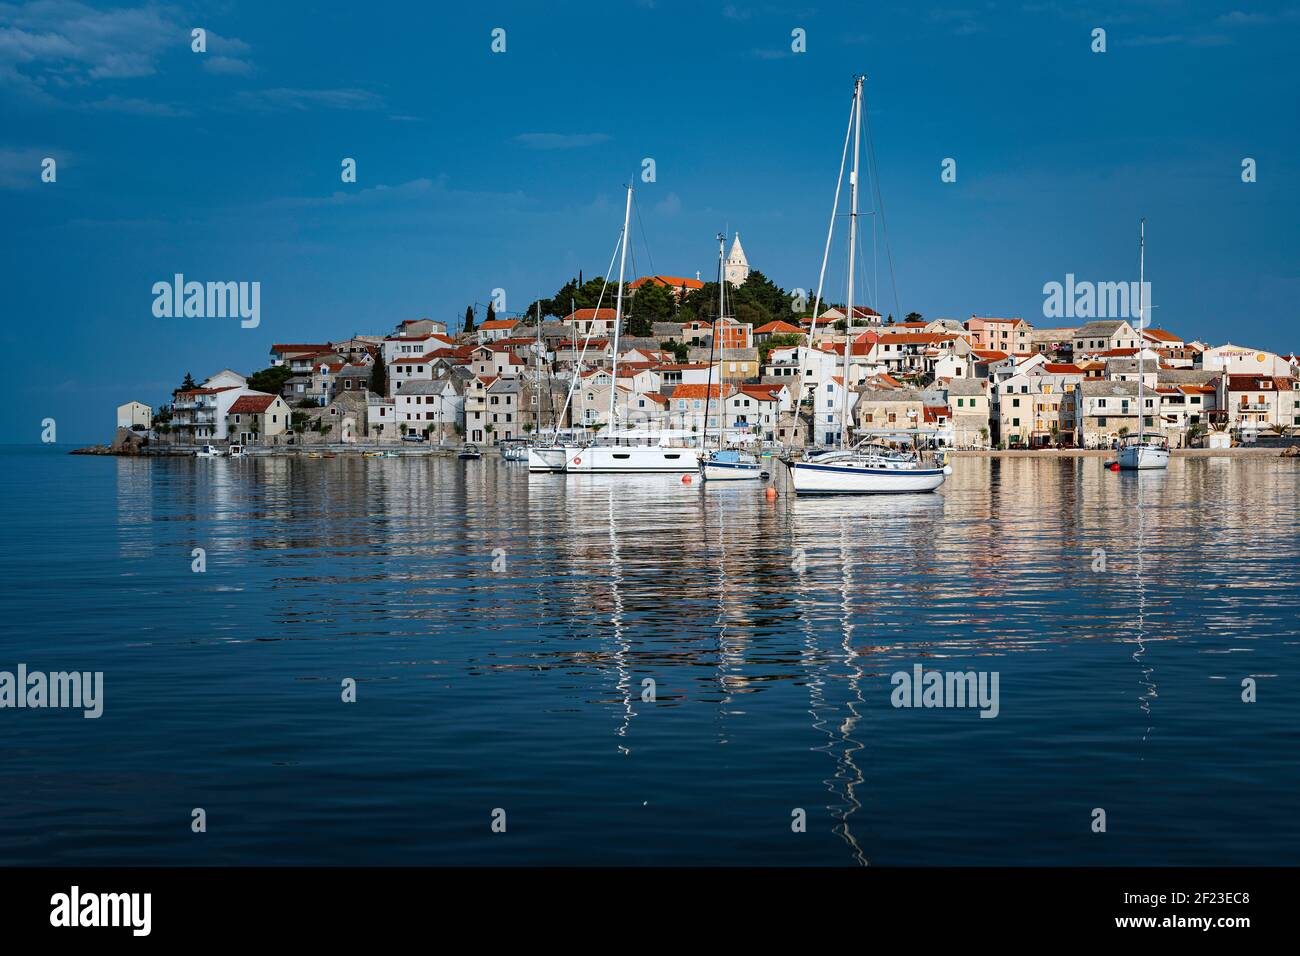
top-left (724, 232), bottom-right (750, 287)
top-left (116, 401), bottom-right (152, 430)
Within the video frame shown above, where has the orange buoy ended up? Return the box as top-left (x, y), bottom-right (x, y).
top-left (765, 487), bottom-right (778, 499)
top-left (681, 474), bottom-right (692, 484)
top-left (1108, 461), bottom-right (1120, 471)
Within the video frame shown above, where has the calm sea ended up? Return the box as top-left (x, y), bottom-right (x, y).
top-left (1, 445), bottom-right (1297, 866)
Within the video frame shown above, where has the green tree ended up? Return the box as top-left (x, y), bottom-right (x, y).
top-left (626, 312), bottom-right (652, 338)
top-left (904, 312), bottom-right (923, 323)
top-left (630, 281), bottom-right (675, 323)
top-left (660, 339), bottom-right (690, 363)
top-left (484, 303), bottom-right (495, 327)
top-left (246, 365), bottom-right (293, 395)
top-left (370, 351), bottom-right (388, 397)
top-left (463, 305), bottom-right (475, 334)
top-left (177, 372), bottom-right (197, 394)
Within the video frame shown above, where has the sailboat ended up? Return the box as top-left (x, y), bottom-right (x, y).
top-left (786, 76), bottom-right (950, 495)
top-left (1118, 219), bottom-right (1170, 471)
top-left (700, 232), bottom-right (762, 481)
top-left (562, 183), bottom-right (700, 474)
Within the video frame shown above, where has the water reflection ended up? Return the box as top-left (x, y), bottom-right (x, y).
top-left (72, 451), bottom-right (1300, 864)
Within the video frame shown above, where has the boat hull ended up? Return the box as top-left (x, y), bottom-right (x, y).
top-left (700, 459), bottom-right (763, 481)
top-left (788, 460), bottom-right (949, 495)
top-left (562, 445), bottom-right (699, 473)
top-left (1118, 445), bottom-right (1169, 470)
top-left (527, 447), bottom-right (567, 473)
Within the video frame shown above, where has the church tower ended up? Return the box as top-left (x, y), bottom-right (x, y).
top-left (724, 232), bottom-right (750, 287)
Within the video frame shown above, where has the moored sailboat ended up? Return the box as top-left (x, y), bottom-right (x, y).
top-left (562, 182), bottom-right (700, 475)
top-left (786, 75), bottom-right (949, 496)
top-left (699, 232), bottom-right (763, 481)
top-left (1118, 219), bottom-right (1169, 471)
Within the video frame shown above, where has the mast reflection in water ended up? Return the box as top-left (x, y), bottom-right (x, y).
top-left (1, 448), bottom-right (1297, 865)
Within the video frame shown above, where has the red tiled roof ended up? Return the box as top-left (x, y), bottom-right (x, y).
top-left (479, 319), bottom-right (518, 330)
top-left (228, 394), bottom-right (278, 414)
top-left (672, 383), bottom-right (729, 400)
top-left (738, 385), bottom-right (782, 401)
top-left (272, 343), bottom-right (330, 353)
top-left (1043, 363), bottom-right (1084, 373)
top-left (629, 275), bottom-right (704, 291)
top-left (563, 308), bottom-right (617, 322)
top-left (176, 386), bottom-right (237, 397)
top-left (753, 320), bottom-right (805, 335)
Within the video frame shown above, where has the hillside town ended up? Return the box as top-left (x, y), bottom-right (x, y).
top-left (118, 238), bottom-right (1300, 454)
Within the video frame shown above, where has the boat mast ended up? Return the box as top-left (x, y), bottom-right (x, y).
top-left (535, 301), bottom-right (542, 434)
top-left (702, 233), bottom-right (725, 452)
top-left (608, 183), bottom-right (633, 433)
top-left (1137, 218), bottom-right (1145, 442)
top-left (840, 75), bottom-right (863, 451)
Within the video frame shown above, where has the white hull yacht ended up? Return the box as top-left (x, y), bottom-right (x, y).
top-left (527, 445), bottom-right (568, 472)
top-left (788, 447), bottom-right (949, 495)
top-left (1118, 441), bottom-right (1169, 470)
top-left (563, 429), bottom-right (699, 473)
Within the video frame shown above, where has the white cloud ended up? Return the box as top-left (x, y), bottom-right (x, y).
top-left (234, 87), bottom-right (386, 112)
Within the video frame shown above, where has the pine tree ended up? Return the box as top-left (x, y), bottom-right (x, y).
top-left (178, 372), bottom-right (196, 394)
top-left (370, 351), bottom-right (388, 397)
top-left (463, 305), bottom-right (475, 334)
top-left (485, 303), bottom-right (496, 327)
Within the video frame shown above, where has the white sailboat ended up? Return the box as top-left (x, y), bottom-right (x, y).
top-left (700, 232), bottom-right (762, 481)
top-left (1118, 219), bottom-right (1170, 471)
top-left (787, 75), bottom-right (950, 496)
top-left (562, 182), bottom-right (700, 474)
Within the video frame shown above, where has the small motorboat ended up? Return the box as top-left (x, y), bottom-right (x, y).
top-left (384, 450), bottom-right (400, 458)
top-left (363, 451), bottom-right (385, 458)
top-left (458, 443), bottom-right (482, 460)
top-left (195, 444), bottom-right (221, 458)
top-left (227, 444), bottom-right (245, 458)
top-left (699, 447), bottom-right (764, 481)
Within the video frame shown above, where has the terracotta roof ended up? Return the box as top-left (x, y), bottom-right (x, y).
top-left (672, 383), bottom-right (730, 400)
top-left (271, 343), bottom-right (330, 353)
top-left (176, 386), bottom-right (238, 397)
top-left (563, 308), bottom-right (618, 322)
top-left (629, 275), bottom-right (704, 291)
top-left (753, 320), bottom-right (805, 335)
top-left (479, 319), bottom-right (518, 330)
top-left (1142, 328), bottom-right (1183, 343)
top-left (739, 385), bottom-right (783, 401)
top-left (228, 394), bottom-right (278, 414)
top-left (1043, 363), bottom-right (1085, 374)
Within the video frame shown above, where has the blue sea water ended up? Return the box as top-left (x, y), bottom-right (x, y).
top-left (0, 445), bottom-right (1296, 866)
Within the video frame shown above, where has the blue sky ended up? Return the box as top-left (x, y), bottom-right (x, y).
top-left (3, 0), bottom-right (1297, 441)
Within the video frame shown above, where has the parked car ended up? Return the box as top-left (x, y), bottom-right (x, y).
top-left (401, 433), bottom-right (427, 443)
